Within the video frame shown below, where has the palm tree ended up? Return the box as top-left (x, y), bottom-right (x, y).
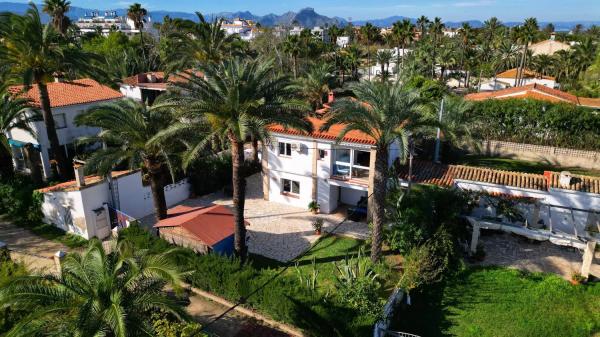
top-left (458, 22), bottom-right (474, 87)
top-left (0, 92), bottom-right (38, 180)
top-left (360, 23), bottom-right (381, 80)
top-left (343, 45), bottom-right (364, 80)
top-left (0, 239), bottom-right (190, 336)
top-left (283, 35), bottom-right (302, 78)
top-left (328, 25), bottom-right (343, 47)
top-left (299, 62), bottom-right (335, 110)
top-left (0, 4), bottom-right (104, 180)
top-left (320, 81), bottom-right (433, 262)
top-left (428, 17), bottom-right (445, 78)
top-left (516, 18), bottom-right (539, 86)
top-left (75, 98), bottom-right (178, 221)
top-left (42, 0), bottom-right (70, 35)
top-left (165, 12), bottom-right (241, 71)
top-left (416, 16), bottom-right (429, 37)
top-left (127, 3), bottom-right (147, 49)
top-left (391, 19), bottom-right (415, 72)
top-left (375, 49), bottom-right (393, 81)
top-left (161, 58), bottom-right (312, 260)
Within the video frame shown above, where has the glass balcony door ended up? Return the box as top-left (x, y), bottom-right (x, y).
top-left (333, 148), bottom-right (370, 182)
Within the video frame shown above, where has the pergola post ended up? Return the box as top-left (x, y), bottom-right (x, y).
top-left (580, 241), bottom-right (597, 279)
top-left (470, 222), bottom-right (481, 254)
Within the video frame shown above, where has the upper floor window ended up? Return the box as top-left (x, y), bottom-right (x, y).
top-left (54, 113), bottom-right (67, 129)
top-left (353, 150), bottom-right (371, 168)
top-left (278, 142), bottom-right (292, 156)
top-left (318, 149), bottom-right (327, 160)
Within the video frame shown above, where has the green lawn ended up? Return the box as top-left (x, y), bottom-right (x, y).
top-left (455, 156), bottom-right (600, 177)
top-left (391, 267), bottom-right (600, 337)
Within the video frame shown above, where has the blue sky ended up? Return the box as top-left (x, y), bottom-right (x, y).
top-left (17, 0), bottom-right (600, 21)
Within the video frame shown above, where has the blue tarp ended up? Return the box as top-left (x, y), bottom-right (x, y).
top-left (8, 139), bottom-right (40, 149)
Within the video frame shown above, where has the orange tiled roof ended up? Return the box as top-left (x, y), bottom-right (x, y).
top-left (464, 84), bottom-right (594, 106)
top-left (37, 170), bottom-right (135, 193)
top-left (268, 116), bottom-right (376, 145)
top-left (397, 161), bottom-right (548, 191)
top-left (9, 79), bottom-right (123, 108)
top-left (496, 68), bottom-right (555, 81)
top-left (122, 72), bottom-right (165, 86)
top-left (578, 97), bottom-right (600, 109)
top-left (544, 171), bottom-right (600, 194)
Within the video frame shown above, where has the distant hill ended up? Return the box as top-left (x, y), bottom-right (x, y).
top-left (0, 2), bottom-right (597, 30)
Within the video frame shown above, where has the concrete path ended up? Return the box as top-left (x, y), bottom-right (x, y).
top-left (140, 173), bottom-right (369, 262)
top-left (0, 217), bottom-right (69, 274)
top-left (474, 231), bottom-right (600, 279)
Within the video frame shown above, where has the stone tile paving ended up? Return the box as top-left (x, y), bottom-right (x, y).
top-left (474, 231), bottom-right (600, 279)
top-left (140, 173), bottom-right (369, 262)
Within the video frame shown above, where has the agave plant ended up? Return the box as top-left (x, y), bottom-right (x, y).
top-left (334, 248), bottom-right (379, 286)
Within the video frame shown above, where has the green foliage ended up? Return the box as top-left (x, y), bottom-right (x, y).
top-left (294, 257), bottom-right (319, 291)
top-left (469, 98), bottom-right (600, 150)
top-left (151, 313), bottom-right (207, 337)
top-left (392, 267), bottom-right (600, 337)
top-left (187, 154), bottom-right (232, 196)
top-left (0, 259), bottom-right (27, 334)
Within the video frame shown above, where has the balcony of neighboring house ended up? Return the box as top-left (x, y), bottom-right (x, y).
top-left (330, 147), bottom-right (371, 187)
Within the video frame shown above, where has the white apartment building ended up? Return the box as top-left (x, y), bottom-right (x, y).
top-left (336, 36), bottom-right (351, 48)
top-left (222, 18), bottom-right (259, 41)
top-left (262, 117), bottom-right (401, 215)
top-left (75, 11), bottom-right (154, 37)
top-left (6, 79), bottom-right (123, 179)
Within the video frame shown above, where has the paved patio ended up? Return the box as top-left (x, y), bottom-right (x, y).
top-left (140, 173), bottom-right (369, 262)
top-left (474, 231), bottom-right (600, 279)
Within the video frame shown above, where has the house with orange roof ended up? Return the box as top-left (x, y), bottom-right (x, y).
top-left (465, 83), bottom-right (600, 109)
top-left (478, 68), bottom-right (557, 91)
top-left (120, 70), bottom-right (205, 105)
top-left (37, 165), bottom-right (190, 240)
top-left (263, 117), bottom-right (402, 215)
top-left (5, 78), bottom-right (123, 179)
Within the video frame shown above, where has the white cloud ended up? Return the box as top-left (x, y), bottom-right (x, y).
top-left (452, 0), bottom-right (495, 7)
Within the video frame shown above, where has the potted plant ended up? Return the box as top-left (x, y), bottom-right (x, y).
top-left (570, 272), bottom-right (586, 285)
top-left (312, 219), bottom-right (324, 235)
top-left (308, 200), bottom-right (320, 214)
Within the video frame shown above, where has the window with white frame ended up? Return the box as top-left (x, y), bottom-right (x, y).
top-left (333, 148), bottom-right (371, 180)
top-left (54, 113), bottom-right (67, 129)
top-left (278, 142), bottom-right (292, 156)
top-left (281, 178), bottom-right (300, 195)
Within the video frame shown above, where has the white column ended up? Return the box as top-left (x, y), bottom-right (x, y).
top-left (54, 250), bottom-right (66, 276)
top-left (580, 241), bottom-right (597, 279)
top-left (40, 147), bottom-right (52, 180)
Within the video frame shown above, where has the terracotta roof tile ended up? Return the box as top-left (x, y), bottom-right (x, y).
top-left (9, 79), bottom-right (123, 108)
top-left (37, 170), bottom-right (135, 193)
top-left (544, 171), bottom-right (600, 194)
top-left (578, 97), bottom-right (600, 109)
top-left (496, 68), bottom-right (555, 81)
top-left (268, 116), bottom-right (376, 145)
top-left (154, 204), bottom-right (237, 247)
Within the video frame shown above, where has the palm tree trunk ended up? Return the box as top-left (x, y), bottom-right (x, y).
top-left (231, 140), bottom-right (247, 261)
top-left (37, 82), bottom-right (70, 181)
top-left (251, 138), bottom-right (259, 164)
top-left (370, 145), bottom-right (388, 263)
top-left (517, 43), bottom-right (528, 86)
top-left (293, 55), bottom-right (298, 79)
top-left (146, 159), bottom-right (167, 221)
top-left (0, 141), bottom-right (14, 180)
top-left (367, 42), bottom-right (371, 80)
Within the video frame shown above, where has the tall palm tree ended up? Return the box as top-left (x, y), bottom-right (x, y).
top-left (165, 12), bottom-right (241, 71)
top-left (516, 18), bottom-right (539, 86)
top-left (458, 22), bottom-right (474, 87)
top-left (375, 49), bottom-right (393, 81)
top-left (0, 92), bottom-right (38, 179)
top-left (299, 62), bottom-right (335, 110)
top-left (428, 17), bottom-right (445, 78)
top-left (360, 23), bottom-right (381, 80)
top-left (391, 19), bottom-right (415, 72)
top-left (0, 239), bottom-right (190, 336)
top-left (160, 58), bottom-right (312, 260)
top-left (0, 4), bottom-right (103, 180)
top-left (328, 25), bottom-right (343, 47)
top-left (416, 16), bottom-right (429, 37)
top-left (321, 81), bottom-right (434, 262)
top-left (127, 3), bottom-right (147, 49)
top-left (75, 98), bottom-right (178, 221)
top-left (283, 35), bottom-right (302, 78)
top-left (42, 0), bottom-right (70, 35)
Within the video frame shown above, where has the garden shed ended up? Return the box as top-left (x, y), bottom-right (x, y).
top-left (154, 204), bottom-right (237, 255)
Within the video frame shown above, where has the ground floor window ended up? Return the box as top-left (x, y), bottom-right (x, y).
top-left (281, 178), bottom-right (300, 195)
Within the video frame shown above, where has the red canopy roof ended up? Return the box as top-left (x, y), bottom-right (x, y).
top-left (154, 204), bottom-right (237, 246)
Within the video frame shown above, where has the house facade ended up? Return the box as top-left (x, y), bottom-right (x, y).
top-left (263, 117), bottom-right (400, 215)
top-left (479, 68), bottom-right (558, 91)
top-left (6, 79), bottom-right (123, 179)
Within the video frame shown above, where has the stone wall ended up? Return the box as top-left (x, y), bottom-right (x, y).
top-left (480, 140), bottom-right (600, 170)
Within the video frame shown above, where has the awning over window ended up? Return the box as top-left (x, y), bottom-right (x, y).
top-left (8, 139), bottom-right (40, 149)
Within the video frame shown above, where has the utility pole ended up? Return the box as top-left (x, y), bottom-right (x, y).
top-left (433, 98), bottom-right (444, 163)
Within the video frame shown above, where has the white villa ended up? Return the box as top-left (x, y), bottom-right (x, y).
top-left (262, 117), bottom-right (400, 215)
top-left (336, 36), bottom-right (351, 48)
top-left (222, 18), bottom-right (259, 41)
top-left (6, 79), bottom-right (123, 179)
top-left (311, 26), bottom-right (330, 42)
top-left (479, 68), bottom-right (558, 91)
top-left (75, 11), bottom-right (154, 37)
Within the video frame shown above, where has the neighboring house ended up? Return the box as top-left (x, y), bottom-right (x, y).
top-left (154, 204), bottom-right (237, 255)
top-left (398, 161), bottom-right (600, 241)
top-left (6, 79), bottom-right (123, 179)
top-left (75, 11), bottom-right (156, 37)
top-left (263, 117), bottom-right (401, 215)
top-left (479, 68), bottom-right (558, 91)
top-left (336, 36), bottom-right (350, 48)
top-left (465, 83), bottom-right (600, 109)
top-left (311, 26), bottom-right (330, 42)
top-left (37, 165), bottom-right (190, 240)
top-left (289, 26), bottom-right (304, 36)
top-left (120, 72), bottom-right (167, 104)
top-left (529, 38), bottom-right (571, 56)
top-left (367, 48), bottom-right (411, 80)
top-left (222, 18), bottom-right (258, 41)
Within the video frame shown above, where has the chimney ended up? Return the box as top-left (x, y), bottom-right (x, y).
top-left (328, 91), bottom-right (335, 104)
top-left (559, 171), bottom-right (572, 189)
top-left (550, 33), bottom-right (556, 41)
top-left (73, 160), bottom-right (86, 187)
top-left (53, 72), bottom-right (65, 83)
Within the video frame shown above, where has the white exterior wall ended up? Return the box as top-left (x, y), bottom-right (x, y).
top-left (119, 85), bottom-right (143, 101)
top-left (454, 179), bottom-right (600, 236)
top-left (41, 190), bottom-right (88, 237)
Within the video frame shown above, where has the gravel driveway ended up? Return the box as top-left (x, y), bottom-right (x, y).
top-left (141, 173), bottom-right (369, 262)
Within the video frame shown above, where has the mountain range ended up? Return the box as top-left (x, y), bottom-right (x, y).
top-left (0, 2), bottom-right (598, 30)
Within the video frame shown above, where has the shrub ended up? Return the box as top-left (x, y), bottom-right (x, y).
top-left (151, 313), bottom-right (207, 337)
top-left (0, 175), bottom-right (42, 223)
top-left (334, 249), bottom-right (382, 318)
top-left (187, 154), bottom-right (232, 196)
top-left (0, 258), bottom-right (28, 334)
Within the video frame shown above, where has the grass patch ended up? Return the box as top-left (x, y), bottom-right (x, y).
top-left (391, 267), bottom-right (600, 337)
top-left (455, 155), bottom-right (600, 177)
top-left (26, 223), bottom-right (88, 249)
